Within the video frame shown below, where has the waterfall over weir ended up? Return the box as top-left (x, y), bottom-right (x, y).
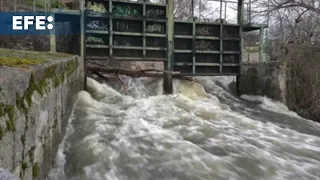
top-left (48, 77), bottom-right (320, 180)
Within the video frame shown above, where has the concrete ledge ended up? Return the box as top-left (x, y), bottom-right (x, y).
top-left (239, 61), bottom-right (287, 102)
top-left (0, 55), bottom-right (84, 180)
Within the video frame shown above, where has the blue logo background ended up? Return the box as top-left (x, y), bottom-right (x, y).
top-left (0, 12), bottom-right (81, 36)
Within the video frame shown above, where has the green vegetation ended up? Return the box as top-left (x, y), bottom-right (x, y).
top-left (21, 161), bottom-right (28, 170)
top-left (32, 162), bottom-right (40, 178)
top-left (12, 57), bottom-right (77, 116)
top-left (0, 49), bottom-right (78, 142)
top-left (16, 73), bottom-right (48, 115)
top-left (0, 48), bottom-right (71, 67)
top-left (0, 104), bottom-right (15, 132)
top-left (0, 58), bottom-right (43, 67)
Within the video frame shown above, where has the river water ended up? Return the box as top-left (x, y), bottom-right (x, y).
top-left (48, 77), bottom-right (320, 180)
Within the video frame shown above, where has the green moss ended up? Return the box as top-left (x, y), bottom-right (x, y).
top-left (6, 119), bottom-right (15, 132)
top-left (36, 79), bottom-right (47, 96)
top-left (0, 126), bottom-right (3, 140)
top-left (44, 65), bottom-right (57, 78)
top-left (0, 57), bottom-right (44, 67)
top-left (32, 162), bottom-right (39, 178)
top-left (16, 93), bottom-right (28, 114)
top-left (66, 59), bottom-right (78, 77)
top-left (61, 72), bottom-right (66, 83)
top-left (54, 76), bottom-right (62, 88)
top-left (52, 59), bottom-right (78, 88)
top-left (21, 161), bottom-right (28, 170)
top-left (14, 63), bottom-right (72, 116)
top-left (0, 48), bottom-right (71, 68)
top-left (1, 52), bottom-right (77, 128)
top-left (0, 104), bottom-right (15, 132)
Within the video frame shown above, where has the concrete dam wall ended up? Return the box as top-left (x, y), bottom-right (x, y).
top-left (0, 51), bottom-right (84, 180)
top-left (239, 61), bottom-right (287, 103)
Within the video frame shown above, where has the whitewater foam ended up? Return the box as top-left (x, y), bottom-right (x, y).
top-left (240, 94), bottom-right (301, 118)
top-left (47, 77), bottom-right (320, 180)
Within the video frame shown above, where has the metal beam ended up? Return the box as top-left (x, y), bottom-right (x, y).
top-left (164, 0), bottom-right (174, 94)
top-left (207, 0), bottom-right (238, 4)
top-left (259, 27), bottom-right (264, 62)
top-left (80, 0), bottom-right (86, 89)
top-left (237, 0), bottom-right (244, 96)
top-left (48, 0), bottom-right (56, 52)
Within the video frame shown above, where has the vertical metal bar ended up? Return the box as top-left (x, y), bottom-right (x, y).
top-left (192, 19), bottom-right (196, 74)
top-left (238, 0), bottom-right (243, 54)
top-left (191, 0), bottom-right (194, 19)
top-left (224, 2), bottom-right (227, 20)
top-left (192, 0), bottom-right (196, 74)
top-left (80, 0), bottom-right (86, 89)
top-left (219, 0), bottom-right (223, 73)
top-left (236, 75), bottom-right (240, 95)
top-left (14, 0), bottom-right (16, 11)
top-left (259, 27), bottom-right (264, 62)
top-left (267, 0), bottom-right (270, 26)
top-left (109, 0), bottom-right (113, 63)
top-left (219, 0), bottom-right (222, 20)
top-left (48, 0), bottom-right (56, 52)
top-left (81, 0), bottom-right (85, 58)
top-left (45, 0), bottom-right (47, 12)
top-left (237, 0), bottom-right (244, 96)
top-left (163, 0), bottom-right (173, 94)
top-left (266, 0), bottom-right (271, 38)
top-left (198, 0), bottom-right (200, 20)
top-left (143, 0), bottom-right (146, 59)
top-left (33, 0), bottom-right (36, 12)
top-left (248, 0), bottom-right (251, 23)
top-left (167, 0), bottom-right (173, 71)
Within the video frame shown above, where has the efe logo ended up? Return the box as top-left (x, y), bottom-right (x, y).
top-left (12, 16), bottom-right (53, 30)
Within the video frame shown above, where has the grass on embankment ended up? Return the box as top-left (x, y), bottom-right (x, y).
top-left (0, 48), bottom-right (72, 67)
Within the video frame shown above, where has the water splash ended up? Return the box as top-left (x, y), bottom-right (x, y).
top-left (48, 77), bottom-right (320, 180)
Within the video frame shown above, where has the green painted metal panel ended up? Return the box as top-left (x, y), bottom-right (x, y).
top-left (84, 0), bottom-right (167, 62)
top-left (82, 0), bottom-right (248, 76)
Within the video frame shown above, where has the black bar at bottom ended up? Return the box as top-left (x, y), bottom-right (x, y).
top-left (163, 73), bottom-right (173, 94)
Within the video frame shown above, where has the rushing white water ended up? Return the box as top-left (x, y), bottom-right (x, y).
top-left (48, 77), bottom-right (320, 180)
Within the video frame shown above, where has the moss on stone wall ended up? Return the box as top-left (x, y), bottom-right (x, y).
top-left (1, 49), bottom-right (80, 179)
top-left (0, 58), bottom-right (44, 67)
top-left (15, 58), bottom-right (79, 116)
top-left (1, 57), bottom-right (78, 145)
top-left (0, 104), bottom-right (15, 132)
top-left (21, 161), bottom-right (28, 170)
top-left (32, 162), bottom-right (39, 178)
top-left (0, 48), bottom-right (71, 67)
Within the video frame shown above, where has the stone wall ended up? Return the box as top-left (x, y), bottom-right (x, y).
top-left (239, 61), bottom-right (287, 103)
top-left (0, 56), bottom-right (84, 180)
